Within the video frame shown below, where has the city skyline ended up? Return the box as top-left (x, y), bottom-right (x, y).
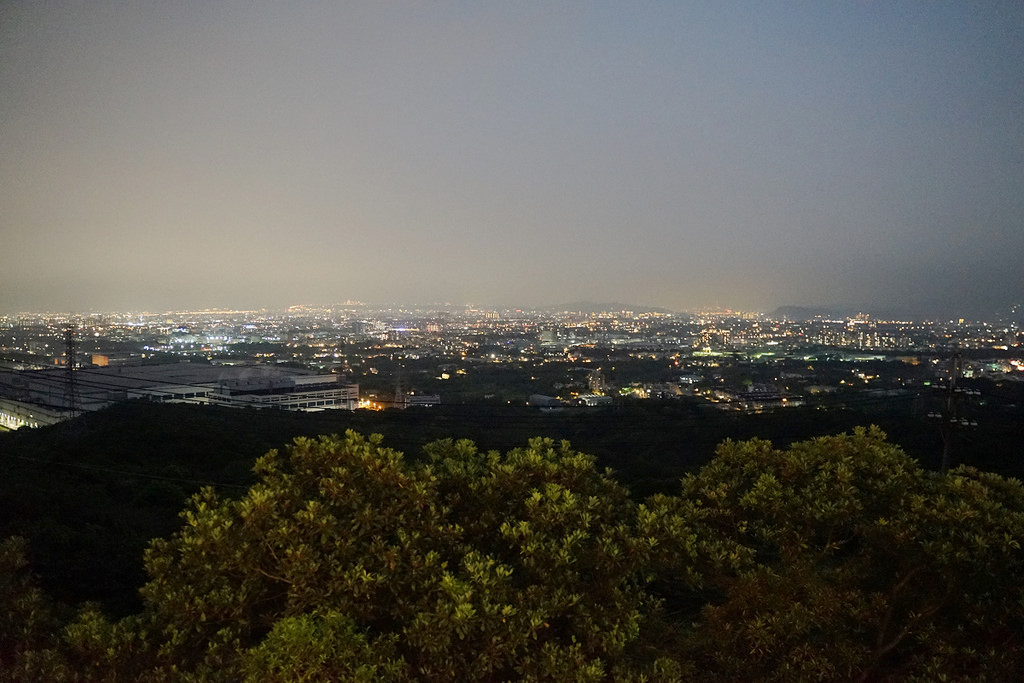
top-left (2, 3), bottom-right (1022, 317)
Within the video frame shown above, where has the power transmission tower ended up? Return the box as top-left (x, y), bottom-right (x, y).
top-left (931, 352), bottom-right (978, 472)
top-left (64, 323), bottom-right (79, 418)
top-left (938, 353), bottom-right (962, 472)
top-left (393, 370), bottom-right (406, 410)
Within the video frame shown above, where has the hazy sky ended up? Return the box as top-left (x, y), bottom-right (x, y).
top-left (2, 2), bottom-right (1022, 316)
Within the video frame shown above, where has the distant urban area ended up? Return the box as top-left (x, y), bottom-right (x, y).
top-left (1, 303), bottom-right (1022, 432)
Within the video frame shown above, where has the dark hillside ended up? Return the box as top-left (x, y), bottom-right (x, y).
top-left (1, 397), bottom-right (1020, 614)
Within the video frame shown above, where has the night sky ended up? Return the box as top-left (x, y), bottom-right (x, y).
top-left (2, 2), bottom-right (1022, 316)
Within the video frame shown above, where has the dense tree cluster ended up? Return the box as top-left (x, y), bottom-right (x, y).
top-left (2, 427), bottom-right (1022, 681)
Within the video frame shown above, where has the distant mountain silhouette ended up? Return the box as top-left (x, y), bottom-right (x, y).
top-left (769, 305), bottom-right (905, 321)
top-left (770, 305), bottom-right (845, 320)
top-left (543, 301), bottom-right (675, 315)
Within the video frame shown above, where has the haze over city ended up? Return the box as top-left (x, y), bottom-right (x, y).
top-left (2, 2), bottom-right (1022, 317)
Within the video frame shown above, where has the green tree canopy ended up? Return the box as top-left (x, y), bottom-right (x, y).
top-left (61, 432), bottom-right (690, 682)
top-left (669, 427), bottom-right (1024, 681)
top-left (4, 427), bottom-right (1022, 681)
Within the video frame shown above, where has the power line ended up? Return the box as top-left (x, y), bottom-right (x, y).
top-left (2, 363), bottom-right (930, 420)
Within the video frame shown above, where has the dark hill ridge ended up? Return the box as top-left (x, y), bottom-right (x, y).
top-left (3, 396), bottom-right (1020, 614)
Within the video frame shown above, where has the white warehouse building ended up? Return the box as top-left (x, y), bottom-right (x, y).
top-left (208, 374), bottom-right (358, 411)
